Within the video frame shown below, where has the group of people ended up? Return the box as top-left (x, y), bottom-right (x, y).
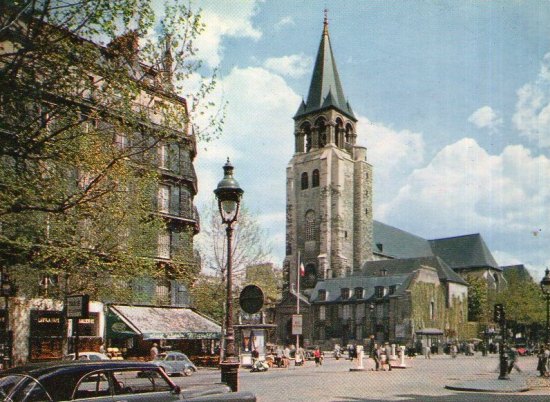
top-left (370, 342), bottom-right (393, 371)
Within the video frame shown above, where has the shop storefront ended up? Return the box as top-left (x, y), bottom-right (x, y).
top-left (29, 310), bottom-right (65, 361)
top-left (68, 312), bottom-right (103, 354)
top-left (106, 305), bottom-right (221, 361)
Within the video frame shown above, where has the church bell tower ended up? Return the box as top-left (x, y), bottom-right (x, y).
top-left (284, 14), bottom-right (374, 291)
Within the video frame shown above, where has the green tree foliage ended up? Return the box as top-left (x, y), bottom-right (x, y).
top-left (0, 1), bottom-right (218, 300)
top-left (243, 263), bottom-right (282, 307)
top-left (189, 274), bottom-right (224, 323)
top-left (496, 269), bottom-right (545, 325)
top-left (465, 274), bottom-right (490, 323)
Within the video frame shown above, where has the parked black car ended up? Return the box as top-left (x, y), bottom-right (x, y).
top-left (0, 360), bottom-right (256, 401)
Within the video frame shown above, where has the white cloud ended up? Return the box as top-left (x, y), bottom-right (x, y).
top-left (194, 66), bottom-right (300, 265)
top-left (379, 139), bottom-right (550, 265)
top-left (192, 1), bottom-right (262, 68)
top-left (357, 117), bottom-right (425, 209)
top-left (263, 54), bottom-right (313, 78)
top-left (513, 52), bottom-right (550, 148)
top-left (274, 16), bottom-right (294, 30)
top-left (468, 106), bottom-right (502, 130)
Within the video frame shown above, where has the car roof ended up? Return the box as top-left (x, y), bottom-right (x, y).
top-left (2, 360), bottom-right (160, 378)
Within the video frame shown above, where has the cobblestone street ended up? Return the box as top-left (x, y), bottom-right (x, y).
top-left (176, 354), bottom-right (550, 401)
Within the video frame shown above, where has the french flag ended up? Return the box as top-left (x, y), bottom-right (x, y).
top-left (299, 262), bottom-right (305, 277)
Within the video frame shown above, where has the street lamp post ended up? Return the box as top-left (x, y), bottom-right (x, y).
top-left (540, 268), bottom-right (550, 344)
top-left (369, 303), bottom-right (375, 339)
top-left (0, 269), bottom-right (15, 369)
top-left (214, 158), bottom-right (244, 392)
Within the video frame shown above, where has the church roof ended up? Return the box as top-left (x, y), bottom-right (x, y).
top-left (373, 220), bottom-right (434, 259)
top-left (371, 221), bottom-right (499, 273)
top-left (310, 273), bottom-right (411, 303)
top-left (428, 234), bottom-right (500, 271)
top-left (359, 256), bottom-right (468, 286)
top-left (294, 15), bottom-right (355, 120)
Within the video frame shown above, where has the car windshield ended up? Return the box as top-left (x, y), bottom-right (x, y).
top-left (0, 375), bottom-right (24, 398)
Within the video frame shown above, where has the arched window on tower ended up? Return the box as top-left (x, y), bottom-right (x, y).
top-left (301, 172), bottom-right (308, 190)
top-left (316, 117), bottom-right (327, 148)
top-left (301, 122), bottom-right (312, 152)
top-left (304, 263), bottom-right (317, 288)
top-left (335, 118), bottom-right (343, 148)
top-left (305, 210), bottom-right (315, 241)
top-left (345, 123), bottom-right (353, 143)
top-left (312, 169), bottom-right (320, 187)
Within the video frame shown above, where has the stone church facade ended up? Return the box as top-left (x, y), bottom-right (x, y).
top-left (275, 16), bottom-right (509, 349)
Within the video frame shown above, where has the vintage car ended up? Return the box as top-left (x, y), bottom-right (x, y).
top-left (0, 361), bottom-right (256, 401)
top-left (62, 352), bottom-right (111, 361)
top-left (151, 351), bottom-right (197, 376)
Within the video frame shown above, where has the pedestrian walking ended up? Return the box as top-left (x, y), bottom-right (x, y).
top-left (371, 343), bottom-right (380, 370)
top-left (450, 343), bottom-right (458, 359)
top-left (384, 342), bottom-right (392, 371)
top-left (537, 345), bottom-right (550, 377)
top-left (507, 347), bottom-right (521, 373)
top-left (149, 343), bottom-right (159, 361)
top-left (423, 345), bottom-right (431, 359)
top-left (313, 347), bottom-right (322, 367)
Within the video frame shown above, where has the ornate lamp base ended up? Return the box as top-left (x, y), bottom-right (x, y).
top-left (220, 361), bottom-right (240, 392)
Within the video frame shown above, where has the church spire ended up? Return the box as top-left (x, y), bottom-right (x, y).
top-left (295, 10), bottom-right (355, 120)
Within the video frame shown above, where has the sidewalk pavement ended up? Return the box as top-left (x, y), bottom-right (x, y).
top-left (445, 374), bottom-right (550, 393)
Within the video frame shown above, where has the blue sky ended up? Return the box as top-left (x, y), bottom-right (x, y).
top-left (185, 0), bottom-right (550, 279)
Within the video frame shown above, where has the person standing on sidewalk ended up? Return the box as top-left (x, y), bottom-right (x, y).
top-left (313, 347), bottom-right (322, 367)
top-left (384, 342), bottom-right (392, 371)
top-left (507, 347), bottom-right (521, 374)
top-left (371, 343), bottom-right (380, 371)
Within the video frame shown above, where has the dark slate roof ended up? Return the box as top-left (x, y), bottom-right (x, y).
top-left (502, 264), bottom-right (533, 282)
top-left (294, 19), bottom-right (355, 120)
top-left (428, 234), bottom-right (500, 270)
top-left (310, 274), bottom-right (412, 303)
top-left (372, 220), bottom-right (434, 259)
top-left (358, 256), bottom-right (468, 286)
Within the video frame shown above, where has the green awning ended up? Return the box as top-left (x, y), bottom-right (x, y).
top-left (108, 305), bottom-right (221, 341)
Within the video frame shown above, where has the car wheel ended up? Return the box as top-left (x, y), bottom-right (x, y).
top-left (183, 367), bottom-right (192, 376)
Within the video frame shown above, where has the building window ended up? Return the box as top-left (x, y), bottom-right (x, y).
top-left (430, 300), bottom-right (435, 321)
top-left (319, 305), bottom-right (326, 321)
top-left (312, 169), bottom-right (320, 187)
top-left (157, 230), bottom-right (171, 259)
top-left (316, 118), bottom-right (327, 148)
top-left (158, 143), bottom-right (168, 169)
top-left (389, 285), bottom-right (396, 295)
top-left (301, 172), bottom-right (308, 189)
top-left (355, 304), bottom-right (365, 320)
top-left (318, 289), bottom-right (327, 301)
top-left (375, 286), bottom-right (385, 298)
top-left (341, 288), bottom-right (350, 300)
top-left (115, 133), bottom-right (127, 150)
top-left (343, 304), bottom-right (351, 320)
top-left (156, 282), bottom-right (170, 305)
top-left (305, 210), bottom-right (315, 241)
top-left (158, 185), bottom-right (170, 213)
top-left (354, 287), bottom-right (364, 299)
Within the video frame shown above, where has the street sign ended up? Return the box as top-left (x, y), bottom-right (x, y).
top-left (66, 295), bottom-right (89, 319)
top-left (292, 314), bottom-right (302, 335)
top-left (239, 285), bottom-right (264, 314)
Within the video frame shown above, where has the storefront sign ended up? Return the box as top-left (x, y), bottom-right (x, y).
top-left (66, 295), bottom-right (89, 319)
top-left (291, 314), bottom-right (302, 335)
